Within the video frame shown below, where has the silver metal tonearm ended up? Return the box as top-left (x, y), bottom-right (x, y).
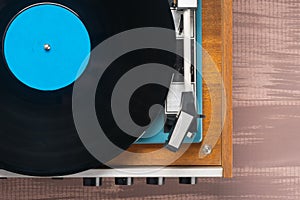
top-left (166, 92), bottom-right (199, 152)
top-left (165, 2), bottom-right (201, 152)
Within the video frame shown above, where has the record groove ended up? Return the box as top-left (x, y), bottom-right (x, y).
top-left (0, 0), bottom-right (175, 176)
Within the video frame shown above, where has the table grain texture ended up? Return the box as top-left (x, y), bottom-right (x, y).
top-left (1, 0), bottom-right (300, 199)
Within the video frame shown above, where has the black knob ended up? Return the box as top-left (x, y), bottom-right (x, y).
top-left (115, 178), bottom-right (133, 186)
top-left (179, 177), bottom-right (197, 185)
top-left (83, 177), bottom-right (100, 186)
top-left (146, 177), bottom-right (165, 185)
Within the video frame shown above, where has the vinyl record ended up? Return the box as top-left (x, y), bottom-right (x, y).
top-left (0, 0), bottom-right (176, 176)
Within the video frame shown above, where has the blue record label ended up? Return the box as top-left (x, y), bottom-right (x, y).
top-left (4, 4), bottom-right (91, 91)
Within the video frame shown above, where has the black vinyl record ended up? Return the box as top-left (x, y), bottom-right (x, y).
top-left (0, 0), bottom-right (175, 176)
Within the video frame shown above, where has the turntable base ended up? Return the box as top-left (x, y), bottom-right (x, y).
top-left (0, 0), bottom-right (232, 178)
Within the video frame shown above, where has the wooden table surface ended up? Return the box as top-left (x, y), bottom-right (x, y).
top-left (1, 0), bottom-right (300, 199)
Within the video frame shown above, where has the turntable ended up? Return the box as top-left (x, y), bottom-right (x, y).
top-left (0, 0), bottom-right (232, 185)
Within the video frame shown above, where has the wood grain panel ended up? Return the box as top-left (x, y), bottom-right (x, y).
top-left (221, 0), bottom-right (233, 178)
